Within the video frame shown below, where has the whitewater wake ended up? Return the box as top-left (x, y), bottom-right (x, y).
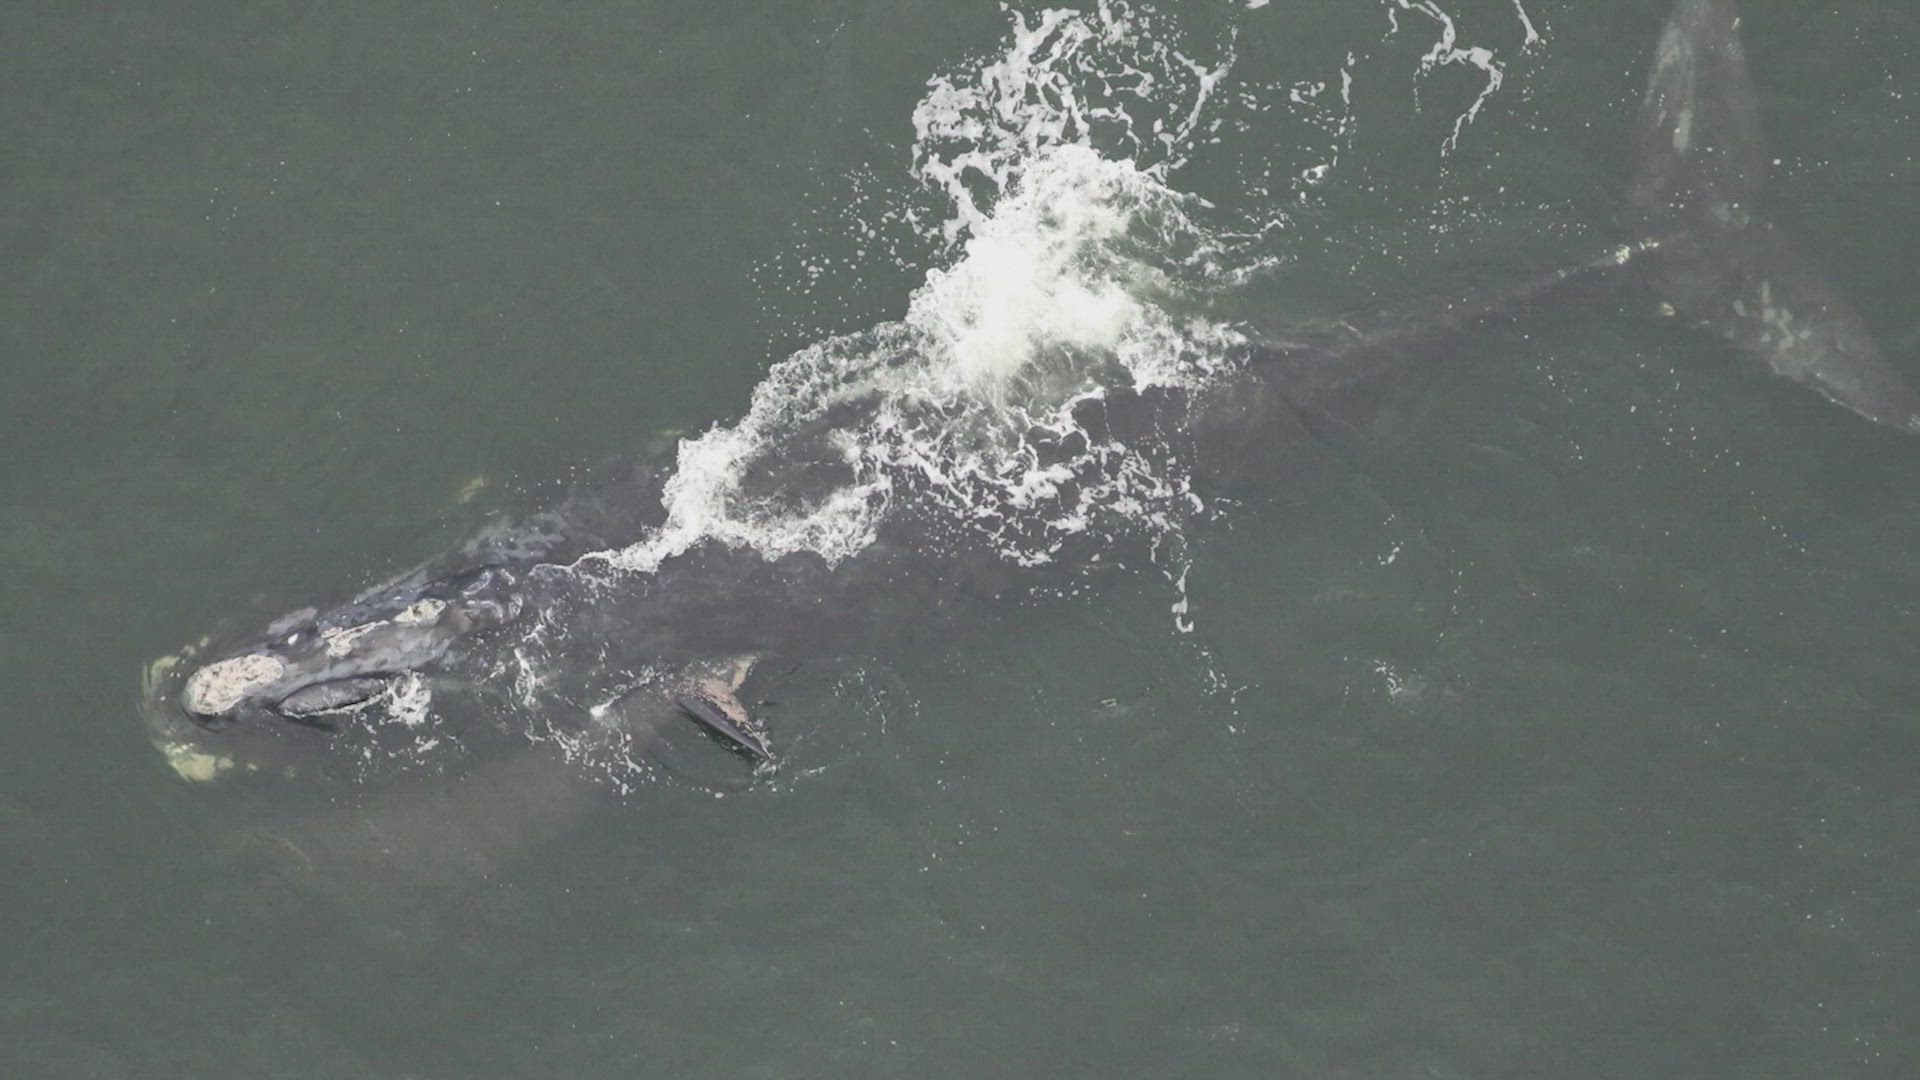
top-left (607, 4), bottom-right (1259, 585)
top-left (400, 0), bottom-right (1540, 786)
top-left (573, 0), bottom-right (1526, 600)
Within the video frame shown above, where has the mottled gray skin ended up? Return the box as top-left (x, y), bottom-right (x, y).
top-left (1625, 0), bottom-right (1920, 433)
top-left (176, 568), bottom-right (520, 724)
top-left (140, 454), bottom-right (1028, 781)
top-left (142, 0), bottom-right (1917, 783)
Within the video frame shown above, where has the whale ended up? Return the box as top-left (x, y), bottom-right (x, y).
top-left (141, 0), bottom-right (1918, 785)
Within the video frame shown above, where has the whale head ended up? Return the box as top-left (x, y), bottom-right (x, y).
top-left (142, 564), bottom-right (525, 781)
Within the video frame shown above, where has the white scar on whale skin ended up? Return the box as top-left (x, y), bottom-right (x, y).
top-left (1672, 107), bottom-right (1693, 151)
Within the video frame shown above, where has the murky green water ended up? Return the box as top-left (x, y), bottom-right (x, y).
top-left (4, 1), bottom-right (1916, 1076)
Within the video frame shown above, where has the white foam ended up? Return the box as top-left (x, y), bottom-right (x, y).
top-left (601, 2), bottom-right (1264, 579)
top-left (486, 2), bottom-right (1537, 766)
top-left (604, 141), bottom-right (1236, 577)
top-left (161, 2), bottom-right (1561, 792)
top-left (519, 1), bottom-right (1540, 785)
top-left (1386, 0), bottom-right (1519, 156)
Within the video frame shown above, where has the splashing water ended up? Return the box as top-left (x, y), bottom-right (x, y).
top-left (606, 145), bottom-right (1237, 577)
top-left (605, 2), bottom-right (1274, 578)
top-left (910, 3), bottom-right (1239, 245)
top-left (457, 1), bottom-right (1536, 781)
top-left (591, 0), bottom-right (1542, 612)
top-left (135, 2), bottom-right (1552, 791)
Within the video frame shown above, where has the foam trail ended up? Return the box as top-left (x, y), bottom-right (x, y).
top-left (1511, 1), bottom-right (1542, 47)
top-left (1386, 0), bottom-right (1510, 155)
top-left (601, 2), bottom-right (1265, 580)
top-left (606, 145), bottom-right (1240, 577)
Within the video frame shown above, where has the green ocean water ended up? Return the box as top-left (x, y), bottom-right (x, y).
top-left (3, 1), bottom-right (1916, 1076)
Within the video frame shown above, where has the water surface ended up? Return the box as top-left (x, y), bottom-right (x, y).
top-left (4, 1), bottom-right (1917, 1075)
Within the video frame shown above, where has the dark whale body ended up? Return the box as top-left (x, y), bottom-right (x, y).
top-left (142, 0), bottom-right (1917, 784)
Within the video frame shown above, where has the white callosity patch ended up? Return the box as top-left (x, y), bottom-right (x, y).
top-left (320, 623), bottom-right (375, 658)
top-left (181, 653), bottom-right (286, 716)
top-left (321, 598), bottom-right (446, 658)
top-left (396, 598), bottom-right (447, 626)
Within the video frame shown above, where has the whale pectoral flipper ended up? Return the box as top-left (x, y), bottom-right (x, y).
top-left (1629, 0), bottom-right (1920, 433)
top-left (675, 689), bottom-right (771, 763)
top-left (674, 654), bottom-right (769, 762)
top-left (597, 654), bottom-right (769, 770)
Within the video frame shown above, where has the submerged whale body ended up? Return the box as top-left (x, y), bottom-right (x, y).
top-left (142, 0), bottom-right (1917, 785)
top-left (1625, 0), bottom-right (1920, 433)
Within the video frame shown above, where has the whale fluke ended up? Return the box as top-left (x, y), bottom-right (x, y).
top-left (1248, 1), bottom-right (1919, 438)
top-left (1630, 0), bottom-right (1920, 433)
